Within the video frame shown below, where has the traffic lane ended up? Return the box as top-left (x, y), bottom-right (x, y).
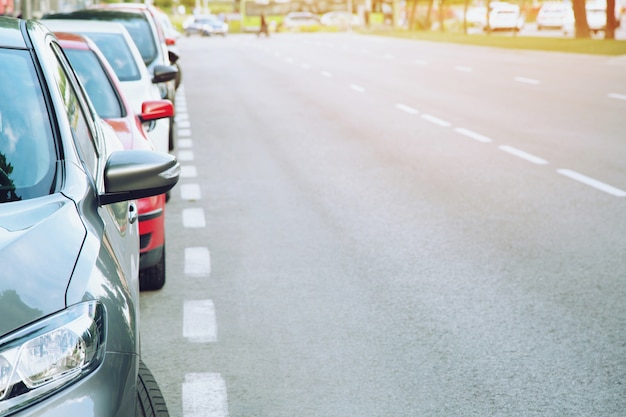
top-left (166, 35), bottom-right (626, 415)
top-left (254, 33), bottom-right (626, 192)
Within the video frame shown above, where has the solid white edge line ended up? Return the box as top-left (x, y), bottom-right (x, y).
top-left (454, 127), bottom-right (492, 143)
top-left (557, 169), bottom-right (626, 197)
top-left (395, 104), bottom-right (419, 115)
top-left (499, 145), bottom-right (548, 165)
top-left (183, 373), bottom-right (228, 417)
top-left (421, 114), bottom-right (451, 127)
top-left (184, 247), bottom-right (211, 276)
top-left (183, 300), bottom-right (217, 342)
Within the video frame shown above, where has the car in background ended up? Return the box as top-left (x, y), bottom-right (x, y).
top-left (43, 5), bottom-right (179, 151)
top-left (282, 11), bottom-right (321, 31)
top-left (155, 8), bottom-right (183, 89)
top-left (536, 1), bottom-right (573, 30)
top-left (54, 31), bottom-right (175, 291)
top-left (41, 19), bottom-right (177, 156)
top-left (485, 2), bottom-right (525, 31)
top-left (562, 0), bottom-right (621, 34)
top-left (0, 16), bottom-right (179, 416)
top-left (320, 11), bottom-right (363, 29)
top-left (183, 14), bottom-right (229, 36)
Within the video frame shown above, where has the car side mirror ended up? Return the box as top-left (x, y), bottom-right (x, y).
top-left (168, 49), bottom-right (180, 64)
top-left (152, 64), bottom-right (178, 84)
top-left (100, 150), bottom-right (180, 205)
top-left (138, 99), bottom-right (174, 123)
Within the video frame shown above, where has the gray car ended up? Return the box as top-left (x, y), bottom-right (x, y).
top-left (0, 17), bottom-right (179, 416)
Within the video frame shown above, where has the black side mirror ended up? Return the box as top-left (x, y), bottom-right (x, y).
top-left (152, 64), bottom-right (178, 84)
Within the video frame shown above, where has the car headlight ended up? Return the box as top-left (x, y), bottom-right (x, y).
top-left (0, 301), bottom-right (106, 415)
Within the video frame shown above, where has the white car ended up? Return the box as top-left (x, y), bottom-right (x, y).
top-left (486, 3), bottom-right (525, 31)
top-left (41, 19), bottom-right (176, 155)
top-left (283, 12), bottom-right (321, 31)
top-left (536, 2), bottom-right (573, 30)
top-left (562, 0), bottom-right (622, 35)
top-left (320, 11), bottom-right (363, 29)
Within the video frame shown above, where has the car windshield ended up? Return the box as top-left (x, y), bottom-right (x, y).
top-left (109, 14), bottom-right (158, 66)
top-left (64, 48), bottom-right (124, 120)
top-left (80, 32), bottom-right (141, 82)
top-left (0, 48), bottom-right (56, 203)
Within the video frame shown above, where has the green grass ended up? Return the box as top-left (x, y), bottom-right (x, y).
top-left (364, 29), bottom-right (626, 56)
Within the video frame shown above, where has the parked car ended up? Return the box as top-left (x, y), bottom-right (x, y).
top-left (485, 2), bottom-right (525, 31)
top-left (154, 8), bottom-right (183, 89)
top-left (53, 31), bottom-right (175, 291)
top-left (0, 15), bottom-right (179, 416)
top-left (183, 14), bottom-right (229, 36)
top-left (320, 11), bottom-right (363, 29)
top-left (536, 2), bottom-right (573, 30)
top-left (282, 11), bottom-right (321, 31)
top-left (43, 5), bottom-right (179, 151)
top-left (41, 19), bottom-right (176, 156)
top-left (562, 0), bottom-right (621, 34)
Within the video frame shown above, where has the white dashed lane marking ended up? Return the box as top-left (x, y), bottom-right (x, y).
top-left (183, 373), bottom-right (228, 417)
top-left (184, 247), bottom-right (211, 276)
top-left (180, 165), bottom-right (198, 178)
top-left (350, 84), bottom-right (365, 93)
top-left (557, 169), bottom-right (626, 197)
top-left (396, 103), bottom-right (419, 114)
top-left (454, 127), bottom-right (492, 143)
top-left (180, 183), bottom-right (201, 201)
top-left (499, 145), bottom-right (548, 165)
top-left (182, 208), bottom-right (206, 228)
top-left (421, 114), bottom-right (451, 127)
top-left (608, 93), bottom-right (626, 101)
top-left (515, 76), bottom-right (541, 85)
top-left (183, 300), bottom-right (217, 342)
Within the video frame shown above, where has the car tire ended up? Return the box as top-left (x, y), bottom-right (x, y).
top-left (139, 245), bottom-right (166, 291)
top-left (136, 360), bottom-right (169, 417)
top-left (168, 116), bottom-right (175, 151)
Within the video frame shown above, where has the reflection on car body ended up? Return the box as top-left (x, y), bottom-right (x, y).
top-left (0, 16), bottom-right (179, 417)
top-left (53, 31), bottom-right (175, 291)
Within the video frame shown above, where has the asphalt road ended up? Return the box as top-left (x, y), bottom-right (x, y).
top-left (140, 32), bottom-right (626, 417)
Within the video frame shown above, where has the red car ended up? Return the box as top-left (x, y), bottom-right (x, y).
top-left (55, 32), bottom-right (174, 291)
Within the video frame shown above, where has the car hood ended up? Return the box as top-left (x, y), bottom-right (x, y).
top-left (0, 195), bottom-right (86, 337)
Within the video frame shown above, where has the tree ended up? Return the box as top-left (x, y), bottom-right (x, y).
top-left (571, 0), bottom-right (590, 38)
top-left (605, 0), bottom-right (617, 39)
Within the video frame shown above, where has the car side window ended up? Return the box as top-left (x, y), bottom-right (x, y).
top-left (47, 42), bottom-right (100, 177)
top-left (0, 49), bottom-right (56, 203)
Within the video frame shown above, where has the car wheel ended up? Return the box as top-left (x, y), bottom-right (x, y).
top-left (139, 245), bottom-right (166, 291)
top-left (136, 360), bottom-right (169, 417)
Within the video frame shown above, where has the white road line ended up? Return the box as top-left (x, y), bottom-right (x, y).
top-left (300, 63), bottom-right (311, 69)
top-left (178, 150), bottom-right (194, 161)
top-left (350, 84), bottom-right (365, 93)
top-left (421, 114), bottom-right (451, 127)
top-left (414, 59), bottom-right (428, 65)
top-left (383, 54), bottom-right (395, 59)
top-left (183, 207), bottom-right (206, 228)
top-left (395, 103), bottom-right (419, 115)
top-left (557, 169), bottom-right (626, 197)
top-left (455, 66), bottom-right (472, 72)
top-left (184, 247), bottom-right (211, 276)
top-left (515, 76), bottom-right (541, 85)
top-left (178, 120), bottom-right (191, 129)
top-left (183, 373), bottom-right (228, 417)
top-left (183, 300), bottom-right (217, 342)
top-left (178, 129), bottom-right (192, 137)
top-left (180, 183), bottom-right (202, 201)
top-left (499, 145), bottom-right (548, 165)
top-left (454, 127), bottom-right (492, 143)
top-left (181, 165), bottom-right (198, 178)
top-left (178, 138), bottom-right (193, 148)
top-left (175, 113), bottom-right (189, 122)
top-left (608, 93), bottom-right (626, 101)
top-left (285, 57), bottom-right (294, 64)
top-left (321, 71), bottom-right (333, 77)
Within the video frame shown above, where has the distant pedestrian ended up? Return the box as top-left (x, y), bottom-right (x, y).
top-left (258, 12), bottom-right (270, 37)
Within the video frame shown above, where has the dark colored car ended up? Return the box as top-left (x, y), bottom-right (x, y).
top-left (0, 16), bottom-right (179, 416)
top-left (43, 5), bottom-right (180, 151)
top-left (54, 31), bottom-right (175, 291)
